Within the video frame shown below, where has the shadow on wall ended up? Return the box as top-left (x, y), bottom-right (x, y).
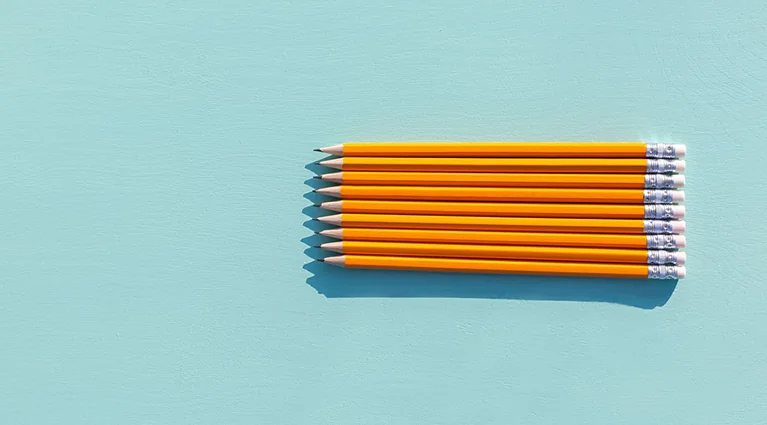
top-left (302, 162), bottom-right (677, 310)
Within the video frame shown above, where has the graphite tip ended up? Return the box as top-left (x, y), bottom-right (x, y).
top-left (313, 148), bottom-right (321, 152)
top-left (317, 258), bottom-right (325, 262)
top-left (312, 176), bottom-right (321, 179)
top-left (313, 204), bottom-right (321, 207)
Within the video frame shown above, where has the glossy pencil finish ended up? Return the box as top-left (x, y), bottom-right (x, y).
top-left (318, 142), bottom-right (686, 158)
top-left (319, 157), bottom-right (685, 173)
top-left (320, 241), bottom-right (686, 264)
top-left (318, 172), bottom-right (685, 188)
top-left (316, 213), bottom-right (686, 234)
top-left (316, 200), bottom-right (685, 219)
top-left (315, 185), bottom-right (684, 204)
top-left (321, 255), bottom-right (686, 279)
top-left (319, 228), bottom-right (687, 249)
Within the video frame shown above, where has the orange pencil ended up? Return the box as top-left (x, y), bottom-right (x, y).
top-left (320, 255), bottom-right (686, 279)
top-left (318, 157), bottom-right (685, 174)
top-left (317, 142), bottom-right (686, 159)
top-left (314, 186), bottom-right (685, 204)
top-left (319, 241), bottom-right (686, 265)
top-left (317, 172), bottom-right (685, 189)
top-left (318, 228), bottom-right (687, 249)
top-left (315, 200), bottom-right (685, 219)
top-left (315, 214), bottom-right (686, 234)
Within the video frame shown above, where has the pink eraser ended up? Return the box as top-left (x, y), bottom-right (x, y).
top-left (675, 160), bottom-right (686, 172)
top-left (675, 235), bottom-right (687, 248)
top-left (677, 266), bottom-right (687, 279)
top-left (671, 205), bottom-right (685, 218)
top-left (673, 144), bottom-right (686, 158)
top-left (672, 175), bottom-right (685, 188)
top-left (671, 221), bottom-right (686, 233)
top-left (671, 191), bottom-right (685, 203)
top-left (676, 252), bottom-right (687, 265)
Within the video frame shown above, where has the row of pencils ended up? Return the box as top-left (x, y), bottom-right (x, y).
top-left (311, 142), bottom-right (687, 280)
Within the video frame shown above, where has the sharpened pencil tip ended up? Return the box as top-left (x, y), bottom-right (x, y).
top-left (317, 258), bottom-right (325, 262)
top-left (313, 204), bottom-right (321, 207)
top-left (311, 218), bottom-right (319, 221)
top-left (313, 148), bottom-right (321, 152)
top-left (312, 189), bottom-right (317, 193)
top-left (312, 175), bottom-right (321, 179)
top-left (312, 245), bottom-right (321, 248)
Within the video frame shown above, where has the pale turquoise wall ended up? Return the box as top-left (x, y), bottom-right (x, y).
top-left (1, 1), bottom-right (766, 423)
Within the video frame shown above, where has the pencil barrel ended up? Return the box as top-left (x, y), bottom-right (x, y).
top-left (324, 228), bottom-right (686, 250)
top-left (321, 172), bottom-right (682, 189)
top-left (331, 186), bottom-right (682, 204)
top-left (339, 255), bottom-right (683, 279)
top-left (327, 214), bottom-right (682, 234)
top-left (334, 142), bottom-right (684, 158)
top-left (330, 241), bottom-right (684, 264)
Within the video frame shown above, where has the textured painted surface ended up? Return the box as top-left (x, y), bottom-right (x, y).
top-left (1, 1), bottom-right (766, 423)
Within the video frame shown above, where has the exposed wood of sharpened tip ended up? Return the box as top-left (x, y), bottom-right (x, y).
top-left (317, 144), bottom-right (344, 156)
top-left (320, 157), bottom-right (652, 173)
top-left (317, 172), bottom-right (343, 183)
top-left (328, 255), bottom-right (651, 279)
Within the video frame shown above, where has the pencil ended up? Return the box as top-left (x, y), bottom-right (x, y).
top-left (317, 142), bottom-right (686, 159)
top-left (315, 200), bottom-right (685, 219)
top-left (315, 214), bottom-right (686, 234)
top-left (317, 172), bottom-right (685, 189)
top-left (319, 228), bottom-right (687, 249)
top-left (319, 241), bottom-right (686, 265)
top-left (318, 157), bottom-right (685, 174)
top-left (314, 186), bottom-right (684, 204)
top-left (319, 255), bottom-right (686, 279)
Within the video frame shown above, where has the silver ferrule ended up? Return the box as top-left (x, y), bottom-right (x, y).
top-left (643, 190), bottom-right (674, 204)
top-left (646, 144), bottom-right (680, 159)
top-left (647, 250), bottom-right (680, 264)
top-left (646, 159), bottom-right (680, 173)
top-left (644, 174), bottom-right (675, 188)
top-left (646, 235), bottom-right (681, 249)
top-left (647, 265), bottom-right (681, 279)
top-left (643, 220), bottom-right (675, 234)
top-left (644, 205), bottom-right (676, 219)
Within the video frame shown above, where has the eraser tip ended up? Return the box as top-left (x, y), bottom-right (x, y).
top-left (671, 221), bottom-right (686, 233)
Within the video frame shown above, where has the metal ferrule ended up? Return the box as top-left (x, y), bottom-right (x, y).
top-left (647, 250), bottom-right (680, 264)
top-left (644, 174), bottom-right (675, 188)
top-left (643, 190), bottom-right (674, 204)
top-left (646, 159), bottom-right (680, 173)
top-left (643, 220), bottom-right (675, 234)
top-left (644, 205), bottom-right (676, 219)
top-left (646, 143), bottom-right (680, 159)
top-left (647, 265), bottom-right (681, 279)
top-left (646, 235), bottom-right (681, 249)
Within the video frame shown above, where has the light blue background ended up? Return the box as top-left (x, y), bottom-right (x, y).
top-left (2, 1), bottom-right (766, 423)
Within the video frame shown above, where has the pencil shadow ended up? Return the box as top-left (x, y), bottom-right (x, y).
top-left (301, 163), bottom-right (677, 309)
